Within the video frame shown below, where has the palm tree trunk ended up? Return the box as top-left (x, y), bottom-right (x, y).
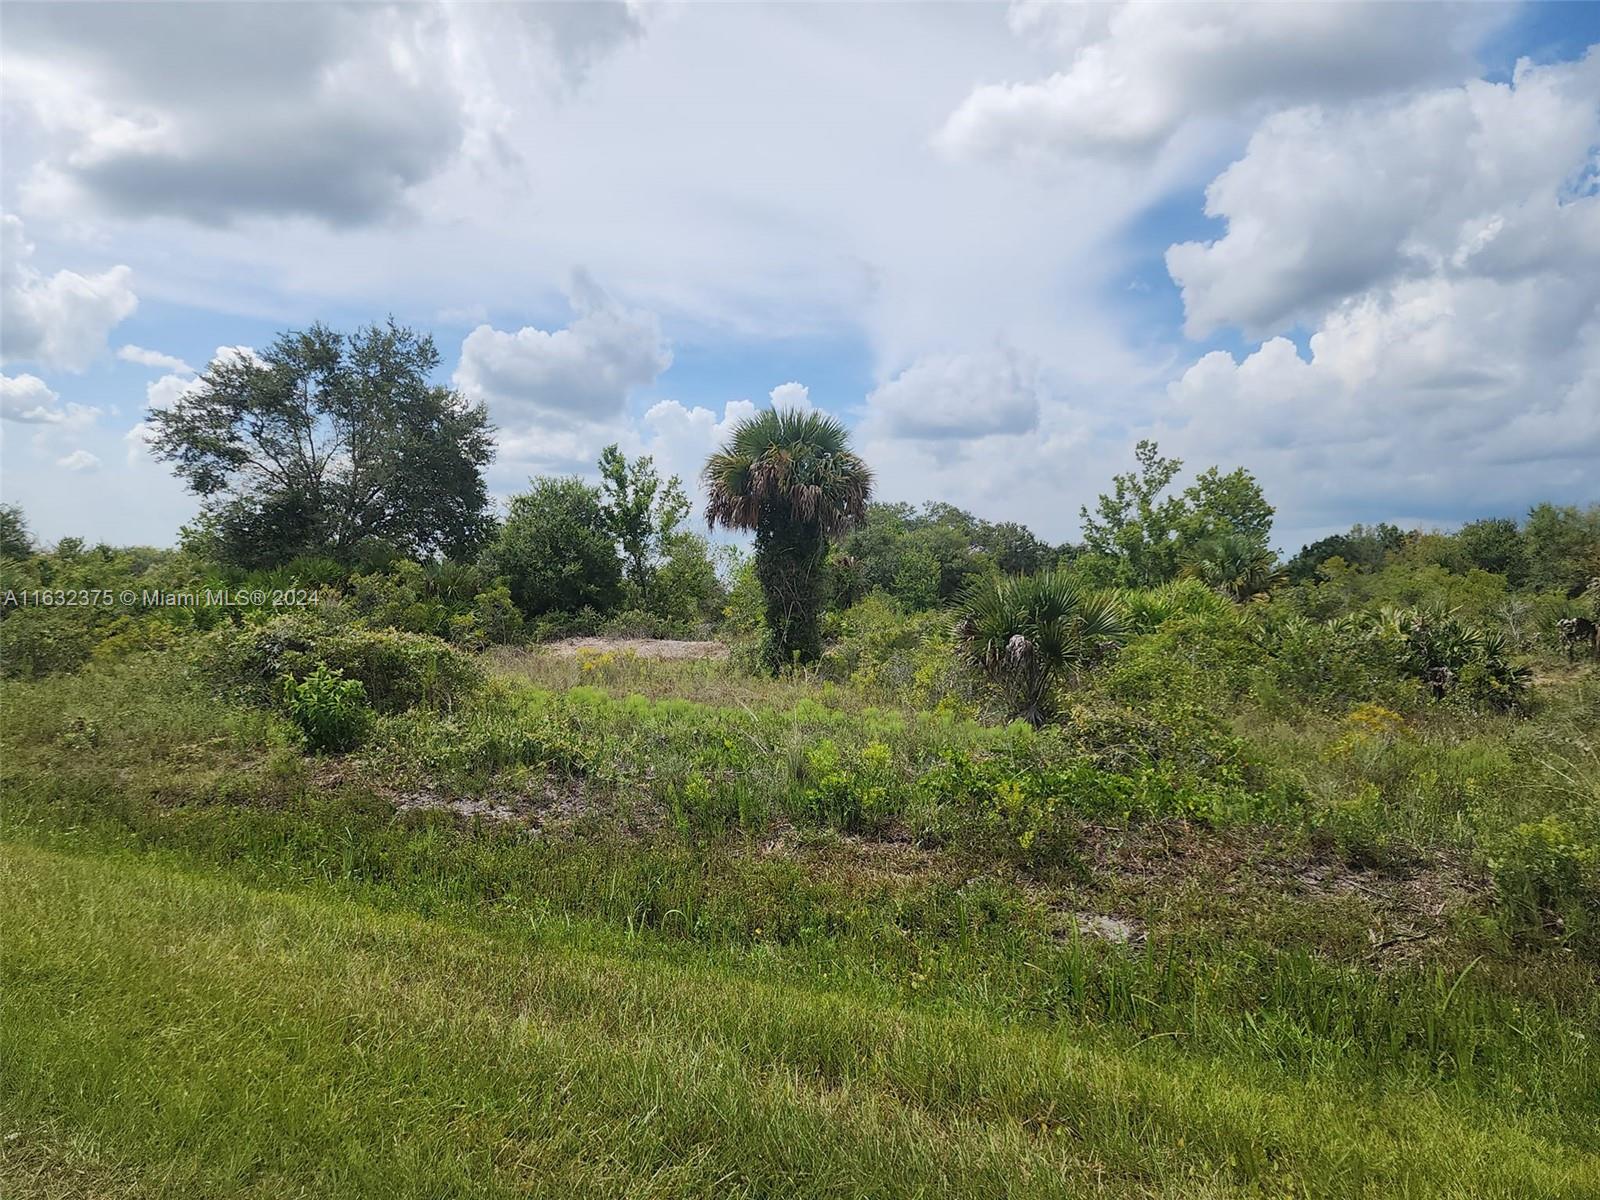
top-left (755, 521), bottom-right (827, 670)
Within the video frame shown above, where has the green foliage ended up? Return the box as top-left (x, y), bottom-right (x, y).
top-left (485, 476), bottom-right (623, 622)
top-left (797, 738), bottom-right (897, 833)
top-left (1455, 517), bottom-right (1528, 584)
top-left (1080, 441), bottom-right (1275, 587)
top-left (1485, 817), bottom-right (1599, 946)
top-left (1180, 530), bottom-right (1283, 601)
top-left (703, 407), bottom-right (872, 669)
top-left (148, 322), bottom-right (495, 566)
top-left (278, 662), bottom-right (371, 752)
top-left (833, 502), bottom-right (1053, 610)
top-left (955, 570), bottom-right (1126, 725)
top-left (347, 558), bottom-right (521, 646)
top-left (196, 613), bottom-right (484, 712)
top-left (0, 503), bottom-right (34, 560)
top-left (649, 532), bottom-right (725, 628)
top-left (597, 443), bottom-right (690, 591)
top-left (1284, 523), bottom-right (1406, 582)
top-left (0, 606), bottom-right (99, 678)
top-left (1115, 577), bottom-right (1233, 634)
top-left (822, 594), bottom-right (973, 712)
top-left (1523, 502), bottom-right (1600, 594)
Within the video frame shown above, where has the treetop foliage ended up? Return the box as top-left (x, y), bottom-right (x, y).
top-left (1078, 440), bottom-right (1274, 587)
top-left (149, 321), bottom-right (495, 567)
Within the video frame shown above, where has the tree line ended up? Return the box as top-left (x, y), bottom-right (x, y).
top-left (8, 317), bottom-right (1594, 674)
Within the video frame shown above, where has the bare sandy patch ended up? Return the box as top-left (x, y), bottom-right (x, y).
top-left (541, 636), bottom-right (730, 661)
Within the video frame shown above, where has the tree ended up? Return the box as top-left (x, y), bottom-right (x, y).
top-left (148, 321), bottom-right (495, 567)
top-left (955, 570), bottom-right (1125, 725)
top-left (703, 407), bottom-right (872, 669)
top-left (483, 477), bottom-right (623, 619)
top-left (1454, 518), bottom-right (1527, 585)
top-left (1284, 522), bottom-right (1406, 581)
top-left (0, 504), bottom-right (34, 560)
top-left (1180, 531), bottom-right (1282, 602)
top-left (1079, 441), bottom-right (1274, 586)
top-left (596, 444), bottom-right (690, 595)
top-left (1079, 440), bottom-right (1186, 585)
top-left (1522, 503), bottom-right (1600, 594)
top-left (1178, 465), bottom-right (1275, 548)
top-left (979, 520), bottom-right (1052, 576)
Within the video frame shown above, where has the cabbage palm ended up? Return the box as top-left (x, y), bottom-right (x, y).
top-left (955, 571), bottom-right (1126, 725)
top-left (1180, 532), bottom-right (1282, 602)
top-left (704, 408), bottom-right (872, 669)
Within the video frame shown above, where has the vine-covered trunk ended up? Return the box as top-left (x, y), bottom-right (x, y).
top-left (754, 519), bottom-right (828, 670)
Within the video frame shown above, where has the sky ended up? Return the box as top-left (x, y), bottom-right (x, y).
top-left (1, 0), bottom-right (1597, 555)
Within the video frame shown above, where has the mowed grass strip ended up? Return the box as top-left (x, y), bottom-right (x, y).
top-left (3, 844), bottom-right (1594, 1200)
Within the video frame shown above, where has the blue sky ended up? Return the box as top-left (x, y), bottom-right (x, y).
top-left (3, 1), bottom-right (1597, 553)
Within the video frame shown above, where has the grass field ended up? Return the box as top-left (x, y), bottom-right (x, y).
top-left (5, 843), bottom-right (1597, 1200)
top-left (3, 647), bottom-right (1597, 1198)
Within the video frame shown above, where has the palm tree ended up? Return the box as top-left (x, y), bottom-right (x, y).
top-left (955, 571), bottom-right (1126, 725)
top-left (1180, 532), bottom-right (1282, 602)
top-left (703, 408), bottom-right (872, 669)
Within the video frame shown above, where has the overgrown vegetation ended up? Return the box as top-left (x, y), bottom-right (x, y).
top-left (3, 424), bottom-right (1598, 1197)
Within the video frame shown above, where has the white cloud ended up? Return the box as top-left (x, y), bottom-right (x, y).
top-left (124, 419), bottom-right (159, 465)
top-left (1, 215), bottom-right (137, 371)
top-left (454, 273), bottom-right (671, 427)
top-left (118, 344), bottom-right (193, 374)
top-left (768, 382), bottom-right (813, 413)
top-left (0, 3), bottom-right (646, 228)
top-left (638, 397), bottom-right (760, 500)
top-left (863, 349), bottom-right (1042, 441)
top-left (938, 1), bottom-right (1504, 164)
top-left (1, 373), bottom-right (65, 423)
top-left (1167, 51), bottom-right (1600, 337)
top-left (56, 449), bottom-right (101, 472)
top-left (1161, 53), bottom-right (1600, 537)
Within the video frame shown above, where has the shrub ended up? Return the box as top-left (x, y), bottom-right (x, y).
top-left (0, 608), bottom-right (98, 679)
top-left (484, 477), bottom-right (623, 620)
top-left (822, 595), bottom-right (974, 713)
top-left (797, 739), bottom-right (897, 834)
top-left (1484, 817), bottom-right (1599, 949)
top-left (955, 571), bottom-right (1126, 725)
top-left (196, 614), bottom-right (483, 712)
top-left (279, 662), bottom-right (371, 752)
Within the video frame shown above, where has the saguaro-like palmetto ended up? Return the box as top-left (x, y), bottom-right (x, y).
top-left (703, 408), bottom-right (872, 669)
top-left (955, 571), bottom-right (1126, 725)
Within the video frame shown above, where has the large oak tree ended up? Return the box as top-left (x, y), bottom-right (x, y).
top-left (150, 322), bottom-right (494, 567)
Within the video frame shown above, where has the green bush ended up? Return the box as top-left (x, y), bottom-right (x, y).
top-left (196, 614), bottom-right (483, 712)
top-left (1484, 817), bottom-right (1599, 950)
top-left (0, 608), bottom-right (98, 679)
top-left (279, 662), bottom-right (371, 752)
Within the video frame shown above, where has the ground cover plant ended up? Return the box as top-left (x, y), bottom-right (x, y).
top-left (3, 471), bottom-right (1598, 1198)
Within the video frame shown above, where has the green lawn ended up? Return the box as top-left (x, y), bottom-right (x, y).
top-left (4, 842), bottom-right (1595, 1200)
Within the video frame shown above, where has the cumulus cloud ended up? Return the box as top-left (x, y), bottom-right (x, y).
top-left (938, 1), bottom-right (1503, 163)
top-left (0, 3), bottom-right (649, 227)
top-left (454, 273), bottom-right (671, 427)
top-left (56, 448), bottom-right (102, 472)
top-left (639, 397), bottom-right (760, 498)
top-left (1, 215), bottom-right (137, 371)
top-left (768, 382), bottom-right (813, 413)
top-left (1, 373), bottom-right (66, 423)
top-left (118, 344), bottom-right (193, 374)
top-left (1167, 51), bottom-right (1600, 337)
top-left (1162, 51), bottom-right (1600, 536)
top-left (1, 5), bottom-right (462, 226)
top-left (863, 349), bottom-right (1042, 440)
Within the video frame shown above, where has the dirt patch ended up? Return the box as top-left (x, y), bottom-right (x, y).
top-left (541, 637), bottom-right (729, 661)
top-left (1074, 820), bottom-right (1491, 967)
